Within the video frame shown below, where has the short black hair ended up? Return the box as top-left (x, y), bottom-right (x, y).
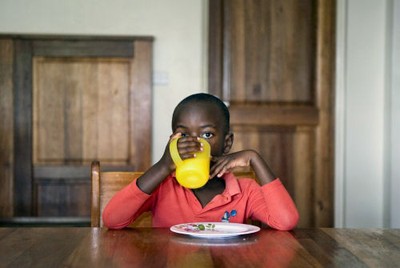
top-left (172, 93), bottom-right (230, 134)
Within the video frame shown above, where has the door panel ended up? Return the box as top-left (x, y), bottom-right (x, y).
top-left (232, 125), bottom-right (315, 227)
top-left (209, 0), bottom-right (335, 227)
top-left (226, 0), bottom-right (315, 103)
top-left (0, 39), bottom-right (14, 217)
top-left (33, 58), bottom-right (131, 165)
top-left (35, 179), bottom-right (90, 217)
top-left (0, 36), bottom-right (153, 223)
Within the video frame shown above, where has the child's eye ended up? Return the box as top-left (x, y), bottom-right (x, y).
top-left (180, 133), bottom-right (188, 137)
top-left (201, 133), bottom-right (214, 139)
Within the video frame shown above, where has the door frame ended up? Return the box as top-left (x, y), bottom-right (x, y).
top-left (8, 35), bottom-right (153, 217)
top-left (208, 0), bottom-right (336, 227)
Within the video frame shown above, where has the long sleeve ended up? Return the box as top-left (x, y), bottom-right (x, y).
top-left (102, 179), bottom-right (152, 229)
top-left (102, 174), bottom-right (299, 230)
top-left (251, 178), bottom-right (299, 230)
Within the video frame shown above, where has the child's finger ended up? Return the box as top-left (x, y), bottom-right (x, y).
top-left (170, 132), bottom-right (182, 140)
top-left (177, 137), bottom-right (202, 159)
top-left (210, 158), bottom-right (229, 178)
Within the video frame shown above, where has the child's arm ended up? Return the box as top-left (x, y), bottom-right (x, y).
top-left (103, 133), bottom-right (202, 228)
top-left (102, 179), bottom-right (152, 228)
top-left (211, 150), bottom-right (299, 230)
top-left (250, 178), bottom-right (299, 230)
top-left (137, 133), bottom-right (202, 193)
top-left (210, 149), bottom-right (276, 185)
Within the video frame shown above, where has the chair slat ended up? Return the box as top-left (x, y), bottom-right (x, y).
top-left (90, 161), bottom-right (146, 227)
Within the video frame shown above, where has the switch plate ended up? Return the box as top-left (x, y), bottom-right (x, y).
top-left (153, 71), bottom-right (169, 85)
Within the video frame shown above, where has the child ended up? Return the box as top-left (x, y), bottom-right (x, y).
top-left (103, 93), bottom-right (299, 230)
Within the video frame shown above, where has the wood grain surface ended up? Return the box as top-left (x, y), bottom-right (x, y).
top-left (0, 36), bottom-right (153, 221)
top-left (208, 0), bottom-right (335, 227)
top-left (0, 228), bottom-right (399, 267)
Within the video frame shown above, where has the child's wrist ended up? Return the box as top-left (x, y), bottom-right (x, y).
top-left (249, 150), bottom-right (261, 166)
top-left (157, 157), bottom-right (175, 174)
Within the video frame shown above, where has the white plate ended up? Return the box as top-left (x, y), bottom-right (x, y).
top-left (170, 222), bottom-right (260, 238)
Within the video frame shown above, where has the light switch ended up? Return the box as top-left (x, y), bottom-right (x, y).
top-left (153, 71), bottom-right (169, 85)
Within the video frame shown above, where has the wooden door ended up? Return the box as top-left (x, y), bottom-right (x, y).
top-left (209, 0), bottom-right (335, 227)
top-left (0, 36), bottom-right (153, 224)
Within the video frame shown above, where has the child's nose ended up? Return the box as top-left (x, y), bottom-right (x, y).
top-left (189, 132), bottom-right (199, 138)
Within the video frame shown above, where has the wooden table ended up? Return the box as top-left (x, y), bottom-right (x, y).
top-left (0, 227), bottom-right (399, 267)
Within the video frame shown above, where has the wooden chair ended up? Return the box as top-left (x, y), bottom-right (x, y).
top-left (90, 161), bottom-right (152, 227)
top-left (91, 161), bottom-right (257, 228)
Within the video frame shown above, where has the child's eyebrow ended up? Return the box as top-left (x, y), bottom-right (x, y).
top-left (174, 124), bottom-right (217, 130)
top-left (174, 124), bottom-right (187, 129)
top-left (199, 124), bottom-right (217, 129)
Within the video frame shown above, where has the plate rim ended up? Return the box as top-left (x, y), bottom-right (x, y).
top-left (170, 222), bottom-right (261, 238)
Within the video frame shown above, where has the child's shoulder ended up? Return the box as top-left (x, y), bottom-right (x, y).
top-left (225, 172), bottom-right (259, 188)
top-left (227, 172), bottom-right (257, 182)
top-left (236, 177), bottom-right (259, 186)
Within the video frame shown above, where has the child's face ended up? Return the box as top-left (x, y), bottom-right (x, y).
top-left (172, 102), bottom-right (232, 157)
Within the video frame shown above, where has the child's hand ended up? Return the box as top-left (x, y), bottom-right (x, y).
top-left (160, 133), bottom-right (203, 172)
top-left (173, 134), bottom-right (203, 161)
top-left (210, 150), bottom-right (275, 185)
top-left (210, 150), bottom-right (256, 178)
top-left (138, 132), bottom-right (204, 194)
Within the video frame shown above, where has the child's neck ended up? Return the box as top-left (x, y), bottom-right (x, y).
top-left (191, 177), bottom-right (225, 208)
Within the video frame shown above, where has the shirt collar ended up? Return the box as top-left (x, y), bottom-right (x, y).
top-left (222, 172), bottom-right (241, 197)
top-left (170, 171), bottom-right (242, 196)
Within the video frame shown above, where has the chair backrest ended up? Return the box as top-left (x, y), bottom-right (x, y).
top-left (91, 162), bottom-right (257, 228)
top-left (90, 161), bottom-right (151, 227)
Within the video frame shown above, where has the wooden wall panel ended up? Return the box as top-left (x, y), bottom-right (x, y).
top-left (34, 179), bottom-right (90, 217)
top-left (209, 0), bottom-right (335, 227)
top-left (0, 35), bottom-right (153, 223)
top-left (293, 127), bottom-right (315, 227)
top-left (314, 0), bottom-right (335, 226)
top-left (231, 126), bottom-right (296, 188)
top-left (13, 40), bottom-right (33, 216)
top-left (231, 125), bottom-right (315, 227)
top-left (225, 0), bottom-right (315, 103)
top-left (0, 39), bottom-right (14, 217)
top-left (96, 60), bottom-right (130, 162)
top-left (33, 58), bottom-right (131, 165)
top-left (130, 41), bottom-right (153, 171)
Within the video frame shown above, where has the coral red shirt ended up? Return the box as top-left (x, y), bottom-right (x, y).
top-left (102, 173), bottom-right (299, 231)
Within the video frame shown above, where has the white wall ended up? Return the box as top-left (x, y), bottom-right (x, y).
top-left (387, 0), bottom-right (400, 228)
top-left (0, 0), bottom-right (208, 162)
top-left (1, 0), bottom-right (398, 228)
top-left (336, 0), bottom-right (400, 228)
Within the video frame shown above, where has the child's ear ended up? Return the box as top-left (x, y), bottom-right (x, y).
top-left (223, 132), bottom-right (234, 154)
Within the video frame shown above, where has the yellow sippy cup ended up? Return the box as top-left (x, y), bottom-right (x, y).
top-left (169, 137), bottom-right (211, 189)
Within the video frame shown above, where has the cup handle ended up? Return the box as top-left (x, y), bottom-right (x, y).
top-left (169, 138), bottom-right (183, 165)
